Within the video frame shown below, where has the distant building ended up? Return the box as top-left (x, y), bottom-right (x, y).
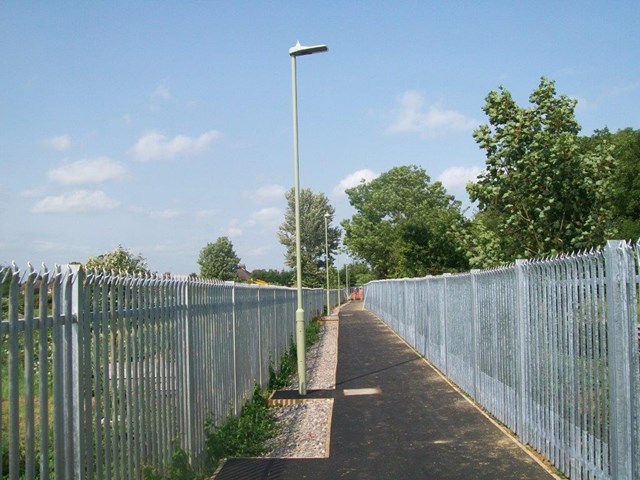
top-left (236, 264), bottom-right (251, 282)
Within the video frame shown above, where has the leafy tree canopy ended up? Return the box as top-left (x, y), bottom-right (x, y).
top-left (580, 127), bottom-right (640, 240)
top-left (342, 165), bottom-right (469, 278)
top-left (345, 262), bottom-right (376, 286)
top-left (198, 237), bottom-right (240, 281)
top-left (250, 268), bottom-right (294, 286)
top-left (467, 77), bottom-right (614, 262)
top-left (85, 245), bottom-right (150, 275)
top-left (278, 188), bottom-right (341, 288)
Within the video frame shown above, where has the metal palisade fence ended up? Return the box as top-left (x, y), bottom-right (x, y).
top-left (364, 240), bottom-right (640, 480)
top-left (0, 265), bottom-right (323, 479)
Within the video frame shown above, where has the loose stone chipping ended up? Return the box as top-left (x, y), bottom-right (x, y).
top-left (263, 319), bottom-right (338, 458)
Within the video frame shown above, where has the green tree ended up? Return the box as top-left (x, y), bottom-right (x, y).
top-left (348, 262), bottom-right (376, 285)
top-left (581, 127), bottom-right (640, 240)
top-left (85, 245), bottom-right (150, 274)
top-left (468, 77), bottom-right (614, 262)
top-left (459, 211), bottom-right (513, 269)
top-left (198, 237), bottom-right (240, 281)
top-left (342, 165), bottom-right (469, 278)
top-left (278, 188), bottom-right (341, 288)
top-left (250, 268), bottom-right (294, 286)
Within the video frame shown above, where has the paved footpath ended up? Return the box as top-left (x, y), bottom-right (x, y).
top-left (214, 301), bottom-right (556, 479)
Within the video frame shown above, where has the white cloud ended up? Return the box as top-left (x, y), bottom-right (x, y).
top-left (249, 207), bottom-right (282, 226)
top-left (41, 134), bottom-right (71, 151)
top-left (437, 166), bottom-right (482, 190)
top-left (152, 84), bottom-right (171, 101)
top-left (32, 190), bottom-right (120, 213)
top-left (130, 206), bottom-right (185, 219)
top-left (571, 95), bottom-right (589, 110)
top-left (149, 208), bottom-right (183, 219)
top-left (20, 187), bottom-right (47, 198)
top-left (606, 81), bottom-right (640, 96)
top-left (247, 246), bottom-right (271, 256)
top-left (130, 129), bottom-right (222, 161)
top-left (332, 169), bottom-right (379, 197)
top-left (387, 91), bottom-right (477, 138)
top-left (47, 157), bottom-right (127, 185)
top-left (31, 240), bottom-right (66, 252)
top-left (253, 184), bottom-right (286, 202)
top-left (193, 209), bottom-right (217, 218)
top-left (227, 221), bottom-right (243, 237)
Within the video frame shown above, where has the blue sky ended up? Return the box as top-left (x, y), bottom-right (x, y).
top-left (1, 1), bottom-right (639, 275)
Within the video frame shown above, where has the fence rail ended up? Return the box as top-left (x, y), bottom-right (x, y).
top-left (0, 265), bottom-right (324, 479)
top-left (364, 240), bottom-right (640, 480)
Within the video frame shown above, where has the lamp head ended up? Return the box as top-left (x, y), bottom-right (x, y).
top-left (289, 41), bottom-right (329, 57)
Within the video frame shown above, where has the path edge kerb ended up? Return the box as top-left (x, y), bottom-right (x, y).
top-left (363, 306), bottom-right (564, 480)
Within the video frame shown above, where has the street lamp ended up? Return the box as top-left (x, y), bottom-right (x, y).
top-left (336, 261), bottom-right (340, 307)
top-left (290, 41), bottom-right (328, 396)
top-left (346, 264), bottom-right (349, 300)
top-left (324, 212), bottom-right (331, 316)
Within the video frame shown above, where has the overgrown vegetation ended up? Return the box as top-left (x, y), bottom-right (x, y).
top-left (267, 340), bottom-right (297, 392)
top-left (142, 317), bottom-right (323, 479)
top-left (142, 446), bottom-right (202, 480)
top-left (204, 385), bottom-right (276, 469)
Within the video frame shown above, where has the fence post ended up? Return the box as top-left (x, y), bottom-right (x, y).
top-left (470, 270), bottom-right (480, 400)
top-left (69, 265), bottom-right (84, 479)
top-left (443, 273), bottom-right (451, 376)
top-left (257, 288), bottom-right (263, 387)
top-left (182, 280), bottom-right (195, 463)
top-left (7, 267), bottom-right (20, 478)
top-left (515, 259), bottom-right (529, 444)
top-left (604, 240), bottom-right (639, 480)
top-left (231, 284), bottom-right (238, 416)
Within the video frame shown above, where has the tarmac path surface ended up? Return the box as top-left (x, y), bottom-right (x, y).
top-left (214, 301), bottom-right (555, 479)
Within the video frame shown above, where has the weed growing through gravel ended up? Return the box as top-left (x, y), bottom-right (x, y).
top-left (144, 317), bottom-right (323, 478)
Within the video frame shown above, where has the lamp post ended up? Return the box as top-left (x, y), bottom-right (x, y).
top-left (324, 212), bottom-right (331, 316)
top-left (346, 264), bottom-right (349, 300)
top-left (336, 263), bottom-right (340, 307)
top-left (290, 41), bottom-right (328, 396)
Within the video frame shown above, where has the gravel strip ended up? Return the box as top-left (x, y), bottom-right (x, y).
top-left (263, 318), bottom-right (338, 458)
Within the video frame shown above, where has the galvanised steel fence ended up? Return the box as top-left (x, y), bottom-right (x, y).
top-left (364, 240), bottom-right (640, 480)
top-left (0, 264), bottom-right (324, 479)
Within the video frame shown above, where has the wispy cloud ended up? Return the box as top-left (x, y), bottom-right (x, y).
top-left (41, 134), bottom-right (71, 151)
top-left (606, 81), bottom-right (640, 96)
top-left (31, 240), bottom-right (67, 252)
top-left (571, 95), bottom-right (590, 112)
top-left (437, 166), bottom-right (482, 191)
top-left (20, 187), bottom-right (48, 198)
top-left (193, 209), bottom-right (217, 218)
top-left (152, 84), bottom-right (171, 102)
top-left (47, 157), bottom-right (127, 185)
top-left (150, 208), bottom-right (183, 219)
top-left (227, 220), bottom-right (243, 237)
top-left (130, 130), bottom-right (222, 162)
top-left (249, 207), bottom-right (282, 226)
top-left (387, 91), bottom-right (477, 138)
top-left (130, 206), bottom-right (184, 219)
top-left (247, 245), bottom-right (271, 257)
top-left (332, 169), bottom-right (378, 197)
top-left (253, 184), bottom-right (286, 202)
top-left (32, 190), bottom-right (120, 213)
